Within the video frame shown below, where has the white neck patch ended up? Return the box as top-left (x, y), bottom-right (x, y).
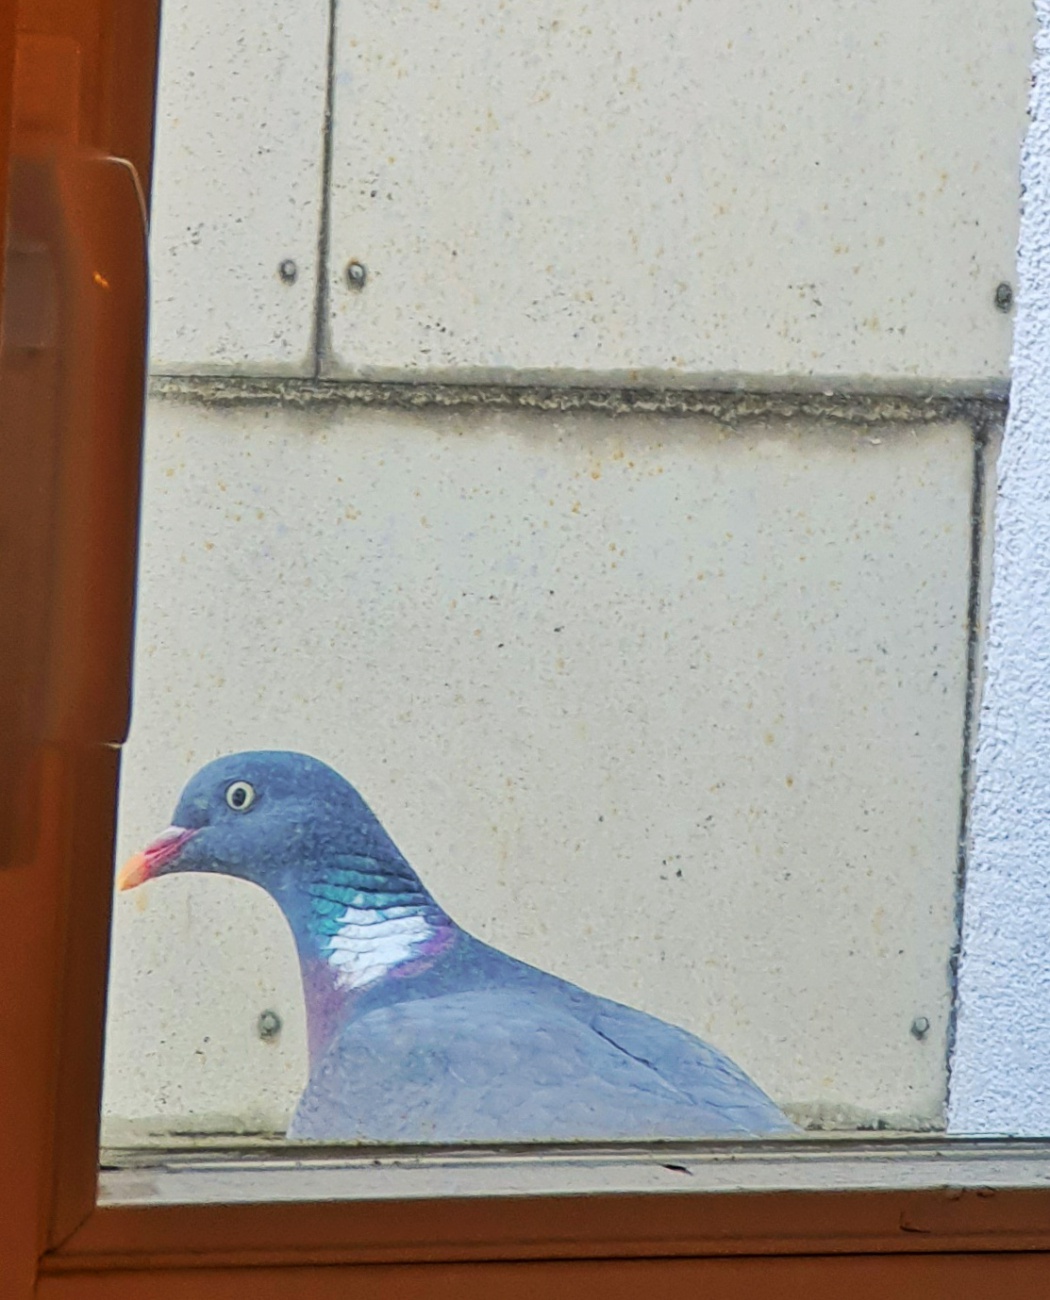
top-left (325, 905), bottom-right (437, 990)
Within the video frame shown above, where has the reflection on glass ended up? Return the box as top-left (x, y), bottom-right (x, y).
top-left (101, 0), bottom-right (1035, 1149)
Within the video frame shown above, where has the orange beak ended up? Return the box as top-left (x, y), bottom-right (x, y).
top-left (116, 850), bottom-right (151, 891)
top-left (117, 826), bottom-right (198, 891)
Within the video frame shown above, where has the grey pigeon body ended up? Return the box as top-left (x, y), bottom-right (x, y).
top-left (119, 750), bottom-right (795, 1142)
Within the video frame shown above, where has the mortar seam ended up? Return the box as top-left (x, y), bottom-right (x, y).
top-left (944, 407), bottom-right (997, 1124)
top-left (310, 0), bottom-right (338, 379)
top-left (146, 374), bottom-right (1008, 427)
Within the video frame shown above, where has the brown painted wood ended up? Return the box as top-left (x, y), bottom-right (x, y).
top-left (0, 3), bottom-right (157, 1294)
top-left (0, 4), bottom-right (31, 1283)
top-left (44, 1184), bottom-right (1050, 1273)
top-left (34, 1253), bottom-right (1050, 1300)
top-left (0, 12), bottom-right (14, 287)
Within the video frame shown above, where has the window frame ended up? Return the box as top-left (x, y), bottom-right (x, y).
top-left (6, 1), bottom-right (1050, 1295)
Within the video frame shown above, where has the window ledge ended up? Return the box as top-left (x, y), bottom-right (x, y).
top-left (96, 1136), bottom-right (1050, 1206)
top-left (39, 1137), bottom-right (1050, 1277)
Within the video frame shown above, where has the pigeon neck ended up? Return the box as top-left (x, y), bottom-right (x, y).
top-left (295, 907), bottom-right (456, 1070)
top-left (288, 857), bottom-right (457, 1070)
top-left (298, 955), bottom-right (357, 1072)
top-left (323, 901), bottom-right (453, 990)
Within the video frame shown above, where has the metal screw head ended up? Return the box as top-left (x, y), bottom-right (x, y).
top-left (910, 1015), bottom-right (931, 1041)
top-left (257, 1009), bottom-right (282, 1041)
top-left (278, 259), bottom-right (298, 285)
top-left (994, 281), bottom-right (1014, 313)
top-left (346, 260), bottom-right (367, 290)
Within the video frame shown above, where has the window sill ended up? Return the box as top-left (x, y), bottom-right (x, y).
top-left (95, 1135), bottom-right (1050, 1205)
top-left (40, 1137), bottom-right (1050, 1277)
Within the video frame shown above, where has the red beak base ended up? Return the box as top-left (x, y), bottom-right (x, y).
top-left (117, 826), bottom-right (197, 891)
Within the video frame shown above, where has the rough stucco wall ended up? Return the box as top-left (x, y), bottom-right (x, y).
top-left (949, 3), bottom-right (1050, 1134)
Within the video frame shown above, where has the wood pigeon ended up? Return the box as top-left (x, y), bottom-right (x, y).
top-left (118, 750), bottom-right (795, 1141)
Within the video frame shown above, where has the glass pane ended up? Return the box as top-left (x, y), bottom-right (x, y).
top-left (100, 0), bottom-right (1036, 1149)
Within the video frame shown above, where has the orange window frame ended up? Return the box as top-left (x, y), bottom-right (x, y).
top-left (6, 1), bottom-right (1050, 1296)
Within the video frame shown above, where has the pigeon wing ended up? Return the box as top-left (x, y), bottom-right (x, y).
top-left (288, 988), bottom-right (788, 1142)
top-left (577, 993), bottom-right (796, 1134)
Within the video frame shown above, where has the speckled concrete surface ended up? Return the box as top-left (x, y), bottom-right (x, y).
top-left (147, 0), bottom-right (328, 374)
top-left (324, 0), bottom-right (1028, 385)
top-left (103, 400), bottom-right (974, 1135)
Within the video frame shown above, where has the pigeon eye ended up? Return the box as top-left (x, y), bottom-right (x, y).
top-left (225, 781), bottom-right (256, 812)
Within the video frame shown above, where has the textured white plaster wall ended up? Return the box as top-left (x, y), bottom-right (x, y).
top-left (949, 3), bottom-right (1050, 1134)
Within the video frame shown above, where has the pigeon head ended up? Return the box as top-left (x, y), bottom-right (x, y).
top-left (117, 750), bottom-right (405, 899)
top-left (119, 750), bottom-right (456, 1068)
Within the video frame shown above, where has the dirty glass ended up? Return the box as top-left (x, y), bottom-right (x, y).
top-left (100, 0), bottom-right (1041, 1149)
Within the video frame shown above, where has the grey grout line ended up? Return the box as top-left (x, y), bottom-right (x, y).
top-left (944, 408), bottom-right (998, 1121)
top-left (310, 0), bottom-right (339, 379)
top-left (147, 372), bottom-right (1009, 428)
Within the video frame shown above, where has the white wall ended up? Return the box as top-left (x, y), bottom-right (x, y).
top-left (950, 1), bottom-right (1050, 1135)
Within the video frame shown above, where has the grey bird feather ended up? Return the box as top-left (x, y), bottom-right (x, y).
top-left (119, 750), bottom-right (797, 1142)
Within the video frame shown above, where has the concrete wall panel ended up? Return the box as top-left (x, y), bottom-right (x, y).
top-left (148, 0), bottom-right (328, 375)
top-left (103, 398), bottom-right (974, 1136)
top-left (324, 0), bottom-right (1029, 386)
